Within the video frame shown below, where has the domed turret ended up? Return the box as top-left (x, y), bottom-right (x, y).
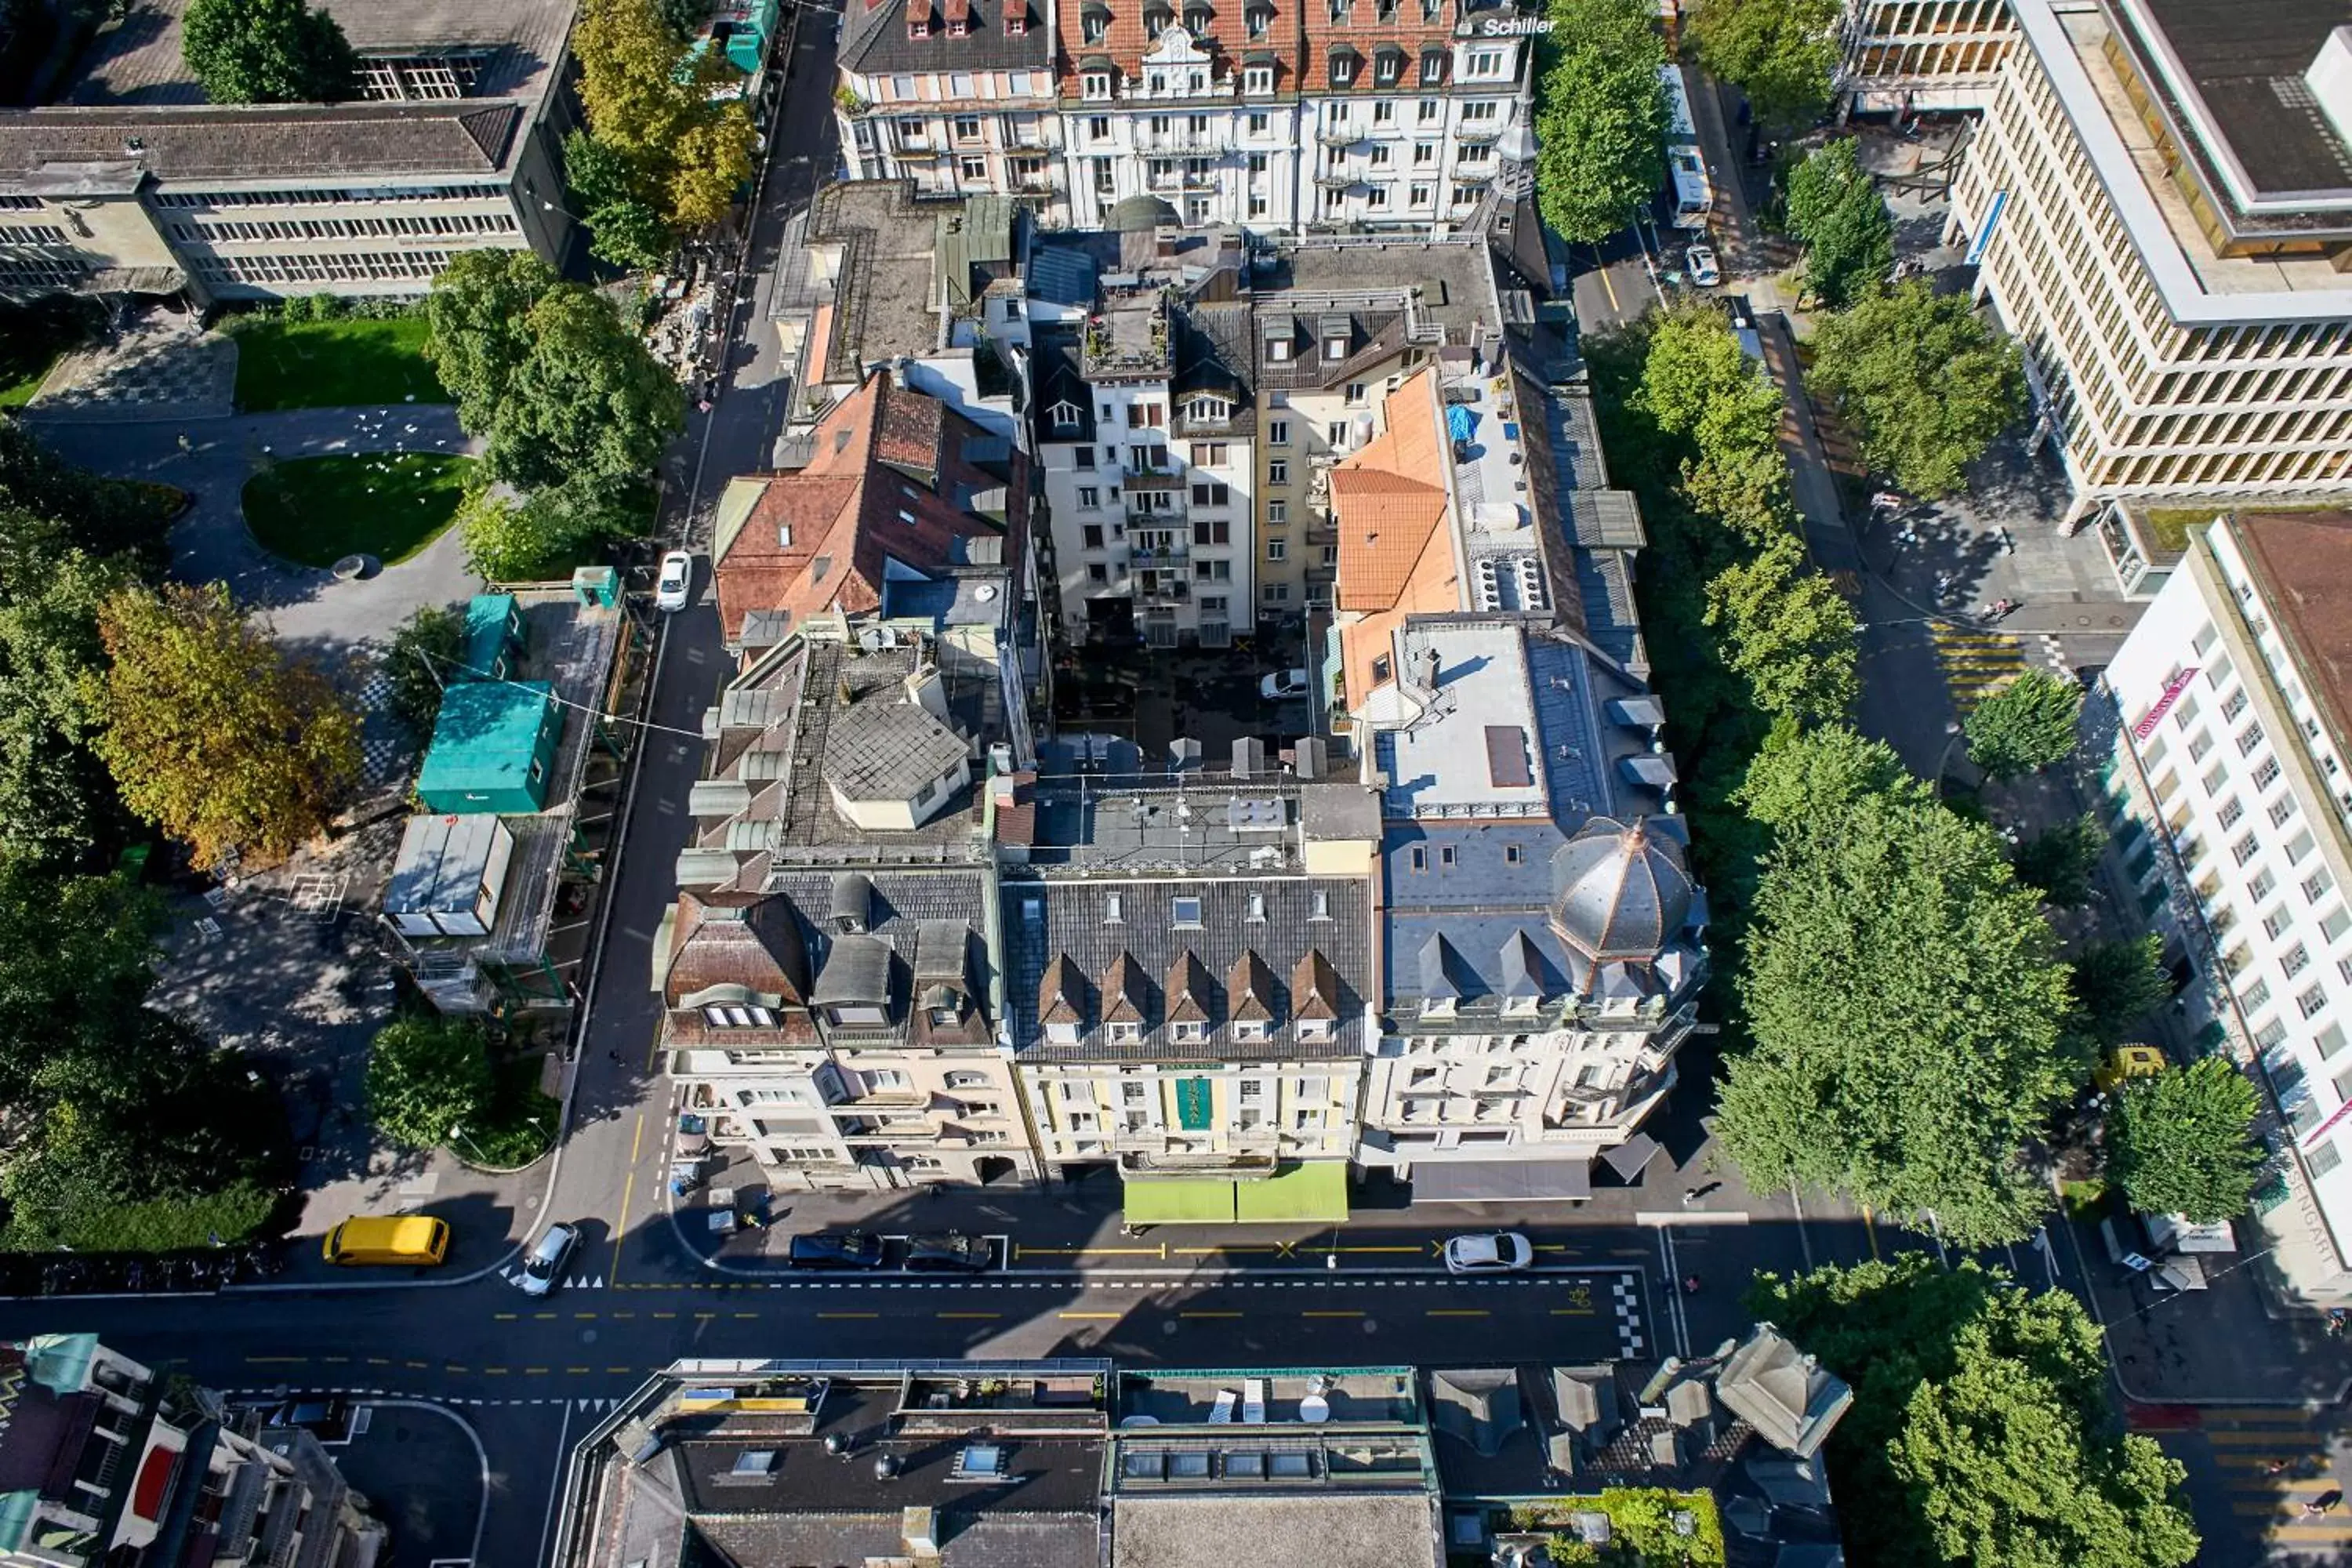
top-left (1548, 817), bottom-right (1693, 962)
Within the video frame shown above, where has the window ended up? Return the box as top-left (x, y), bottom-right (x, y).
top-left (1088, 563), bottom-right (1109, 583)
top-left (2186, 730), bottom-right (2213, 763)
top-left (2246, 866), bottom-right (2274, 901)
top-left (960, 156), bottom-right (987, 180)
top-left (1245, 64), bottom-right (1273, 93)
top-left (1409, 844), bottom-right (1427, 872)
top-left (1268, 418), bottom-right (1290, 446)
top-left (953, 115), bottom-right (982, 140)
top-left (1266, 537), bottom-right (1287, 560)
top-left (2201, 764), bottom-right (2227, 797)
top-left (2233, 834), bottom-right (2261, 866)
top-left (1191, 518), bottom-right (1229, 545)
top-left (2221, 688), bottom-right (2249, 721)
top-left (2312, 1140), bottom-right (2346, 1180)
top-left (1269, 459), bottom-right (1289, 485)
top-left (2284, 943), bottom-right (2312, 979)
top-left (1078, 486), bottom-right (1100, 510)
top-left (2239, 723), bottom-right (2267, 757)
top-left (1323, 330), bottom-right (1348, 361)
top-left (1083, 70), bottom-right (1112, 99)
top-left (2322, 1022), bottom-right (2350, 1061)
top-left (2302, 985), bottom-right (2330, 1020)
top-left (2217, 797), bottom-right (2245, 829)
top-left (2291, 828), bottom-right (2318, 863)
top-left (1418, 97), bottom-right (1441, 122)
top-left (2264, 907), bottom-right (2293, 942)
top-left (1466, 47), bottom-right (1506, 78)
top-left (1264, 583), bottom-right (1290, 601)
top-left (1194, 558), bottom-right (1232, 581)
top-left (1173, 896), bottom-right (1203, 926)
top-left (2309, 869), bottom-right (2336, 904)
top-left (1266, 500), bottom-right (1287, 524)
top-left (1439, 844), bottom-right (1456, 869)
top-left (2254, 757), bottom-right (2282, 790)
top-left (1050, 399), bottom-right (1081, 430)
top-left (1311, 890), bottom-right (1330, 919)
top-left (1076, 447), bottom-right (1096, 469)
top-left (1082, 524), bottom-right (1105, 549)
top-left (1189, 477), bottom-right (1229, 503)
top-left (2273, 797), bottom-right (2300, 829)
top-left (1326, 420), bottom-right (1348, 447)
top-left (2241, 978), bottom-right (2273, 1011)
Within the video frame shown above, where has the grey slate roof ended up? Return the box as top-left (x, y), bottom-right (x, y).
top-left (822, 690), bottom-right (971, 803)
top-left (0, 103), bottom-right (524, 183)
top-left (702, 1514), bottom-right (1098, 1568)
top-left (763, 866), bottom-right (993, 1042)
top-left (1550, 817), bottom-right (1693, 963)
top-left (1004, 876), bottom-right (1368, 1060)
top-left (811, 931), bottom-right (895, 1008)
top-left (838, 0), bottom-right (1051, 77)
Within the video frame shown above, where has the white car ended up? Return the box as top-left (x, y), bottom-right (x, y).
top-left (1260, 667), bottom-right (1310, 700)
top-left (1443, 1232), bottom-right (1534, 1275)
top-left (1685, 245), bottom-right (1721, 288)
top-left (517, 1221), bottom-right (579, 1297)
top-left (655, 550), bottom-right (695, 612)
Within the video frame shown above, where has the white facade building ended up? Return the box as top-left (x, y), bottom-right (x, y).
top-left (2101, 509), bottom-right (2352, 1301)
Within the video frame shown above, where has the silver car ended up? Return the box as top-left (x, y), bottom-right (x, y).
top-left (1443, 1232), bottom-right (1534, 1275)
top-left (517, 1221), bottom-right (579, 1297)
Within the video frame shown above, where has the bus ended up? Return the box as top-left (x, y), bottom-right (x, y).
top-left (1661, 64), bottom-right (1714, 230)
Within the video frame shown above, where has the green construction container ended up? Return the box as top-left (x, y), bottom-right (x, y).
top-left (463, 593), bottom-right (524, 681)
top-left (416, 681), bottom-right (562, 814)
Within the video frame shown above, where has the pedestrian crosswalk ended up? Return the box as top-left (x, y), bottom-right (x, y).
top-left (2183, 1405), bottom-right (2352, 1554)
top-left (1927, 622), bottom-right (2028, 716)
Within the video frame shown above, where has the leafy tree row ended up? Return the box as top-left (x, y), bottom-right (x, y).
top-left (1751, 1257), bottom-right (2198, 1568)
top-left (422, 250), bottom-right (684, 576)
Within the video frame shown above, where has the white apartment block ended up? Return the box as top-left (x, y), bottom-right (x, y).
top-left (1029, 229), bottom-right (1257, 647)
top-left (0, 0), bottom-right (588, 303)
top-left (2101, 510), bottom-right (2352, 1301)
top-left (1948, 0), bottom-right (2352, 524)
top-left (1838, 0), bottom-right (2016, 114)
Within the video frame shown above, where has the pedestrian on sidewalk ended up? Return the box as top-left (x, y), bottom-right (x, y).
top-left (1682, 1188), bottom-right (1699, 1207)
top-left (2267, 1458), bottom-right (2291, 1476)
top-left (2304, 1489), bottom-right (2343, 1516)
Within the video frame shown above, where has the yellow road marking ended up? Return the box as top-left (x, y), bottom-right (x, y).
top-left (1303, 1309), bottom-right (1363, 1318)
top-left (1550, 1308), bottom-right (1596, 1316)
top-left (818, 1312), bottom-right (879, 1319)
top-left (652, 1311), bottom-right (677, 1319)
top-left (1181, 1311), bottom-right (1243, 1319)
top-left (494, 1312), bottom-right (518, 1321)
top-left (246, 1355), bottom-right (306, 1365)
top-left (533, 1312), bottom-right (556, 1321)
top-left (524, 1367), bottom-right (550, 1375)
top-left (406, 1360), bottom-right (429, 1370)
top-left (606, 1365), bottom-right (633, 1374)
top-left (444, 1364), bottom-right (469, 1374)
top-left (574, 1312), bottom-right (597, 1320)
top-left (1058, 1312), bottom-right (1122, 1320)
top-left (321, 1356), bottom-right (350, 1364)
top-left (1861, 1206), bottom-right (1883, 1261)
top-left (567, 1366), bottom-right (593, 1374)
top-left (734, 1312), bottom-right (760, 1319)
top-left (612, 1110), bottom-right (644, 1284)
top-left (1598, 260), bottom-right (1620, 313)
top-left (484, 1367), bottom-right (509, 1376)
top-left (1336, 1245), bottom-right (1426, 1254)
top-left (1171, 1245), bottom-right (1276, 1255)
top-left (1427, 1308), bottom-right (1489, 1318)
top-left (693, 1312), bottom-right (717, 1321)
top-left (938, 1312), bottom-right (1001, 1320)
top-left (366, 1357), bottom-right (390, 1367)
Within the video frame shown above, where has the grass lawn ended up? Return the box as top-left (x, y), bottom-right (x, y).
top-left (0, 299), bottom-right (96, 407)
top-left (230, 315), bottom-right (443, 412)
top-left (242, 452), bottom-right (474, 568)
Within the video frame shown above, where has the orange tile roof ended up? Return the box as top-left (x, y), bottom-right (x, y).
top-left (1332, 368), bottom-right (1450, 612)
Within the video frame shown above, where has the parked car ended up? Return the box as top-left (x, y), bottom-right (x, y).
top-left (788, 1230), bottom-right (888, 1270)
top-left (655, 550), bottom-right (695, 612)
top-left (263, 1396), bottom-right (350, 1440)
top-left (1443, 1232), bottom-right (1534, 1275)
top-left (518, 1221), bottom-right (580, 1297)
top-left (906, 1232), bottom-right (993, 1274)
top-left (1260, 667), bottom-right (1310, 700)
top-left (1685, 245), bottom-right (1721, 287)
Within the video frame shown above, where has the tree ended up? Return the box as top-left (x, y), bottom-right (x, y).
top-left (2069, 935), bottom-right (2169, 1048)
top-left (423, 249), bottom-right (561, 432)
top-left (1705, 533), bottom-right (1859, 725)
top-left (485, 288), bottom-right (684, 492)
top-left (0, 550), bottom-right (129, 867)
top-left (564, 129), bottom-right (676, 273)
top-left (1751, 1257), bottom-right (2198, 1568)
top-left (365, 1015), bottom-right (495, 1152)
top-left (0, 863), bottom-right (165, 1106)
top-left (1809, 280), bottom-right (2025, 497)
top-left (1642, 304), bottom-right (1795, 539)
top-left (573, 0), bottom-right (752, 231)
top-left (180, 0), bottom-right (358, 104)
top-left (1784, 139), bottom-right (1895, 307)
top-left (1965, 668), bottom-right (2082, 780)
top-left (2106, 1058), bottom-right (2263, 1224)
top-left (383, 604), bottom-right (464, 742)
top-left (459, 477), bottom-right (641, 581)
top-left (1690, 0), bottom-right (1842, 129)
top-left (1719, 726), bottom-right (2085, 1246)
top-left (1533, 0), bottom-right (1668, 244)
top-left (2013, 811), bottom-right (2104, 906)
top-left (93, 583), bottom-right (360, 871)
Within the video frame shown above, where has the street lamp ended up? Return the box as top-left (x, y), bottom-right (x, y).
top-left (449, 1123), bottom-right (490, 1164)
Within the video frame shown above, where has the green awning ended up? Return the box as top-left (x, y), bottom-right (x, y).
top-left (1233, 1163), bottom-right (1351, 1225)
top-left (1122, 1178), bottom-right (1236, 1225)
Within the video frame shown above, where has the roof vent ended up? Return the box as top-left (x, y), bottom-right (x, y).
top-left (732, 1450), bottom-right (778, 1475)
top-left (950, 1442), bottom-right (1008, 1480)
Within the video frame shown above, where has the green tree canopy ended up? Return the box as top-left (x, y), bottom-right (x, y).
top-left (1965, 668), bottom-right (2082, 780)
top-left (573, 0), bottom-right (753, 231)
top-left (93, 583), bottom-right (360, 871)
top-left (1719, 726), bottom-right (2084, 1246)
top-left (1784, 139), bottom-right (1895, 307)
top-left (383, 603), bottom-right (463, 742)
top-left (1640, 303), bottom-right (1794, 539)
top-left (2012, 811), bottom-right (2104, 907)
top-left (0, 550), bottom-right (129, 868)
top-left (1690, 0), bottom-right (1842, 130)
top-left (1533, 0), bottom-right (1668, 244)
top-left (459, 477), bottom-right (644, 582)
top-left (1809, 279), bottom-right (2025, 497)
top-left (365, 1015), bottom-right (495, 1152)
top-left (0, 862), bottom-right (164, 1106)
top-left (1750, 1256), bottom-right (2198, 1568)
top-left (2107, 1058), bottom-right (2263, 1223)
top-left (2069, 934), bottom-right (2169, 1047)
top-left (180, 0), bottom-right (358, 104)
top-left (484, 288), bottom-right (685, 492)
top-left (423, 249), bottom-right (561, 433)
top-left (1705, 532), bottom-right (1859, 725)
top-left (564, 129), bottom-right (676, 273)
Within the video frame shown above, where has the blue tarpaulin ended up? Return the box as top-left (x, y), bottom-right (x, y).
top-left (1446, 404), bottom-right (1476, 443)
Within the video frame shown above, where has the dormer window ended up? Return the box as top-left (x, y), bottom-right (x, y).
top-left (1374, 48), bottom-right (1403, 85)
top-left (1298, 1016), bottom-right (1334, 1041)
top-left (1246, 2), bottom-right (1271, 36)
top-left (907, 2), bottom-right (934, 38)
top-left (1243, 64), bottom-right (1272, 93)
top-left (1377, 0), bottom-right (1396, 18)
top-left (1172, 1019), bottom-right (1206, 1043)
top-left (1323, 331), bottom-right (1348, 361)
top-left (1172, 896), bottom-right (1203, 927)
top-left (1187, 394), bottom-right (1230, 422)
top-left (1420, 0), bottom-right (1440, 18)
top-left (1005, 3), bottom-right (1028, 30)
top-left (1421, 49), bottom-right (1446, 85)
top-left (1050, 400), bottom-right (1082, 430)
top-left (947, 9), bottom-right (969, 33)
top-left (1265, 333), bottom-right (1292, 362)
top-left (1233, 1018), bottom-right (1268, 1042)
top-left (1144, 1), bottom-right (1171, 37)
top-left (1082, 9), bottom-right (1109, 42)
top-left (1083, 68), bottom-right (1112, 98)
top-left (1184, 3), bottom-right (1211, 28)
top-left (1327, 0), bottom-right (1348, 21)
top-left (1329, 53), bottom-right (1356, 88)
top-left (1109, 1020), bottom-right (1142, 1041)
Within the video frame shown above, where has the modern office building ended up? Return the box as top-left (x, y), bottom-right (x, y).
top-left (0, 0), bottom-right (590, 303)
top-left (1948, 0), bottom-right (2352, 524)
top-left (997, 750), bottom-right (1382, 1224)
top-left (2100, 510), bottom-right (2352, 1302)
top-left (1838, 0), bottom-right (2016, 114)
top-left (0, 1334), bottom-right (385, 1568)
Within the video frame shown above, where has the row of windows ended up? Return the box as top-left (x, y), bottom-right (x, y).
top-left (175, 212), bottom-right (518, 243)
top-left (193, 250), bottom-right (456, 284)
top-left (0, 225), bottom-right (67, 245)
top-left (0, 258), bottom-right (89, 287)
top-left (152, 184), bottom-right (506, 209)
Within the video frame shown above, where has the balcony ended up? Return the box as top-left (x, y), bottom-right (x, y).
top-left (1081, 289), bottom-right (1173, 378)
top-left (1316, 125), bottom-right (1363, 147)
top-left (1006, 127), bottom-right (1054, 150)
top-left (1135, 128), bottom-right (1233, 155)
top-left (1137, 576), bottom-right (1191, 605)
top-left (1145, 165), bottom-right (1186, 193)
top-left (1314, 169), bottom-right (1360, 191)
top-left (1017, 171), bottom-right (1058, 194)
top-left (1454, 122), bottom-right (1503, 146)
top-left (1125, 538), bottom-right (1189, 566)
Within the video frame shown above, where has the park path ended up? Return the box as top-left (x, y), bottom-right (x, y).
top-left (23, 404), bottom-right (482, 655)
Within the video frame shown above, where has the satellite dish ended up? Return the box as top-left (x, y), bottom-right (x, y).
top-left (975, 585), bottom-right (999, 601)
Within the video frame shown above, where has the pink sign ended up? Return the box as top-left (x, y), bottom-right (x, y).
top-left (2133, 667), bottom-right (2199, 742)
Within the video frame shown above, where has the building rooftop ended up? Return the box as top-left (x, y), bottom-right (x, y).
top-left (1110, 1494), bottom-right (1440, 1568)
top-left (837, 0), bottom-right (1051, 79)
top-left (2224, 510), bottom-right (2352, 768)
top-left (61, 0), bottom-right (576, 107)
top-left (1019, 774), bottom-right (1306, 877)
top-left (804, 181), bottom-right (954, 377)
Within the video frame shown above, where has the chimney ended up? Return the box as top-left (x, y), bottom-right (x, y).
top-left (1417, 644), bottom-right (1441, 691)
top-left (902, 1505), bottom-right (940, 1555)
top-left (903, 660), bottom-right (950, 721)
top-left (2309, 28), bottom-right (2352, 154)
top-left (1295, 735), bottom-right (1328, 779)
top-left (1232, 736), bottom-right (1263, 778)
